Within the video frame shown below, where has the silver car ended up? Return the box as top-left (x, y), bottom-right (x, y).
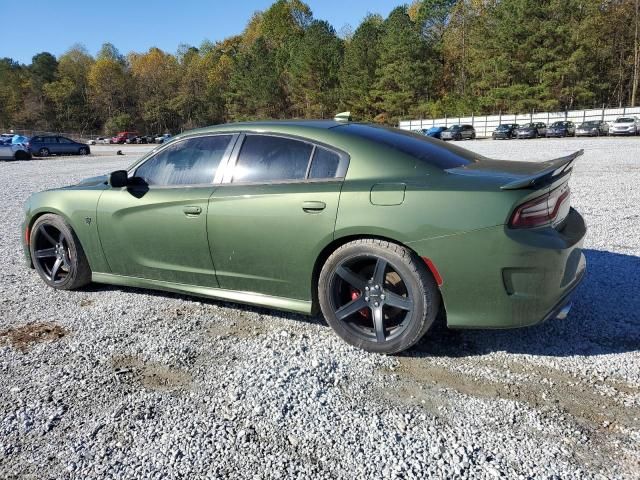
top-left (0, 136), bottom-right (31, 161)
top-left (440, 124), bottom-right (476, 141)
top-left (610, 117), bottom-right (639, 136)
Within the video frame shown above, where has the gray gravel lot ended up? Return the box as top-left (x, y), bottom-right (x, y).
top-left (1, 137), bottom-right (639, 479)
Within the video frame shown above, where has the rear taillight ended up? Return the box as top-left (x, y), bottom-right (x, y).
top-left (509, 184), bottom-right (570, 228)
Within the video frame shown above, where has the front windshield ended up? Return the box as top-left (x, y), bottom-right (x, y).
top-left (581, 121), bottom-right (599, 127)
top-left (616, 117), bottom-right (634, 123)
top-left (447, 125), bottom-right (462, 131)
top-left (496, 124), bottom-right (513, 129)
top-left (551, 122), bottom-right (568, 127)
top-left (520, 123), bottom-right (534, 129)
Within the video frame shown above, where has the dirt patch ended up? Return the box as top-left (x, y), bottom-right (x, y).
top-left (0, 322), bottom-right (67, 352)
top-left (206, 316), bottom-right (268, 339)
top-left (384, 356), bottom-right (640, 477)
top-left (79, 298), bottom-right (94, 307)
top-left (112, 355), bottom-right (191, 391)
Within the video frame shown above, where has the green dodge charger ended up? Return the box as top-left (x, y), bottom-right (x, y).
top-left (22, 120), bottom-right (586, 354)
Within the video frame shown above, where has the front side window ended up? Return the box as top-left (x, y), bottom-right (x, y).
top-left (232, 135), bottom-right (313, 183)
top-left (135, 135), bottom-right (232, 186)
top-left (45, 137), bottom-right (57, 143)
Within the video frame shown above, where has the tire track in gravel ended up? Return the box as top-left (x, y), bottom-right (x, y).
top-left (381, 354), bottom-right (640, 477)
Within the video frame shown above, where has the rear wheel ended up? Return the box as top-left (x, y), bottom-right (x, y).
top-left (318, 239), bottom-right (439, 354)
top-left (14, 150), bottom-right (30, 161)
top-left (38, 148), bottom-right (50, 157)
top-left (29, 214), bottom-right (91, 290)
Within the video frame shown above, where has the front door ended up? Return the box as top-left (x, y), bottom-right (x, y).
top-left (97, 134), bottom-right (236, 287)
top-left (207, 134), bottom-right (348, 300)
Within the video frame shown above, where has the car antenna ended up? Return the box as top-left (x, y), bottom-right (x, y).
top-left (334, 111), bottom-right (352, 122)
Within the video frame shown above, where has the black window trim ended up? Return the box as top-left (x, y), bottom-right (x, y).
top-left (127, 132), bottom-right (240, 189)
top-left (220, 132), bottom-right (350, 186)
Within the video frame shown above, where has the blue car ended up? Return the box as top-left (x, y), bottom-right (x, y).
top-left (421, 126), bottom-right (447, 139)
top-left (29, 135), bottom-right (90, 157)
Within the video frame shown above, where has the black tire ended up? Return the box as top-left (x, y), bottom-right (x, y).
top-left (471, 132), bottom-right (476, 140)
top-left (79, 147), bottom-right (88, 155)
top-left (455, 133), bottom-right (462, 141)
top-left (38, 148), bottom-right (50, 157)
top-left (14, 150), bottom-right (30, 161)
top-left (318, 239), bottom-right (440, 354)
top-left (29, 214), bottom-right (91, 290)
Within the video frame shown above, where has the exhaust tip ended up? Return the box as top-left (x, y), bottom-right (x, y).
top-left (556, 303), bottom-right (572, 320)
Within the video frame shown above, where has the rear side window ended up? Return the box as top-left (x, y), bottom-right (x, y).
top-left (45, 137), bottom-right (57, 143)
top-left (340, 124), bottom-right (482, 169)
top-left (58, 137), bottom-right (72, 144)
top-left (309, 147), bottom-right (340, 179)
top-left (232, 135), bottom-right (313, 183)
top-left (135, 135), bottom-right (232, 186)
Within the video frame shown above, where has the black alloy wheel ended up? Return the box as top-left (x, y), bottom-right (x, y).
top-left (319, 239), bottom-right (439, 354)
top-left (30, 214), bottom-right (91, 290)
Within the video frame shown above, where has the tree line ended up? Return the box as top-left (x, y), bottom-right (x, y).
top-left (0, 0), bottom-right (638, 135)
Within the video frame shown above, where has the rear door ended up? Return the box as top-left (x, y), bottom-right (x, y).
top-left (97, 134), bottom-right (236, 286)
top-left (207, 133), bottom-right (348, 300)
top-left (56, 136), bottom-right (75, 154)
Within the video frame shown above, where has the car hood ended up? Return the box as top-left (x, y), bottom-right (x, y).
top-left (75, 174), bottom-right (109, 187)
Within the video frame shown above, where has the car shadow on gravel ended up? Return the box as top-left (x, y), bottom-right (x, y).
top-left (83, 283), bottom-right (323, 327)
top-left (409, 249), bottom-right (640, 358)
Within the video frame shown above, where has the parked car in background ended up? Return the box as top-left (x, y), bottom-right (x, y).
top-left (441, 125), bottom-right (475, 141)
top-left (30, 135), bottom-right (90, 157)
top-left (95, 137), bottom-right (110, 144)
top-left (421, 126), bottom-right (447, 139)
top-left (112, 131), bottom-right (140, 144)
top-left (576, 120), bottom-right (609, 137)
top-left (516, 123), bottom-right (546, 139)
top-left (0, 141), bottom-right (31, 160)
top-left (492, 124), bottom-right (519, 139)
top-left (155, 133), bottom-right (172, 144)
top-left (546, 121), bottom-right (576, 137)
top-left (609, 117), bottom-right (639, 136)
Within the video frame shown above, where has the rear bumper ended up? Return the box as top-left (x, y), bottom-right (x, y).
top-left (408, 207), bottom-right (587, 329)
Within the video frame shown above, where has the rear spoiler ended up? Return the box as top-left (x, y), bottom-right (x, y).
top-left (500, 149), bottom-right (583, 190)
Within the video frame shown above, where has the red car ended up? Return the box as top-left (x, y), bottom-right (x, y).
top-left (111, 131), bottom-right (139, 144)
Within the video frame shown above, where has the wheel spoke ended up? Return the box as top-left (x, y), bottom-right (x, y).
top-left (372, 258), bottom-right (387, 286)
top-left (372, 306), bottom-right (385, 343)
top-left (50, 258), bottom-right (63, 280)
top-left (335, 297), bottom-right (367, 321)
top-left (38, 225), bottom-right (57, 246)
top-left (34, 247), bottom-right (56, 259)
top-left (385, 292), bottom-right (413, 311)
top-left (335, 266), bottom-right (367, 291)
top-left (58, 231), bottom-right (65, 244)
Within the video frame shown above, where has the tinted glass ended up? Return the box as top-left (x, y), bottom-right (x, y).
top-left (617, 118), bottom-right (634, 122)
top-left (57, 137), bottom-right (72, 144)
top-left (135, 135), bottom-right (231, 186)
top-left (340, 124), bottom-right (481, 169)
top-left (45, 137), bottom-right (57, 143)
top-left (309, 147), bottom-right (340, 179)
top-left (233, 135), bottom-right (313, 183)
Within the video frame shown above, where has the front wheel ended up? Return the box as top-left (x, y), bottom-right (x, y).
top-left (29, 214), bottom-right (91, 290)
top-left (318, 239), bottom-right (440, 354)
top-left (38, 148), bottom-right (50, 157)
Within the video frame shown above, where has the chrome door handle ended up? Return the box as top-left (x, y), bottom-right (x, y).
top-left (183, 206), bottom-right (202, 216)
top-left (302, 201), bottom-right (326, 213)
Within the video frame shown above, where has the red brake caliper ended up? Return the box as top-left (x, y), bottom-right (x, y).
top-left (350, 288), bottom-right (370, 319)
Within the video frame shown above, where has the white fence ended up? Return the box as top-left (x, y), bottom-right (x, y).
top-left (399, 106), bottom-right (640, 138)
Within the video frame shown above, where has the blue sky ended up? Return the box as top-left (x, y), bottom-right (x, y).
top-left (1, 0), bottom-right (399, 64)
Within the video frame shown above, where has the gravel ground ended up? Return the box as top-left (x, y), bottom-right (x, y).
top-left (1, 137), bottom-right (639, 479)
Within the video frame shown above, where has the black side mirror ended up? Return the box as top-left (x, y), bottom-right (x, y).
top-left (108, 170), bottom-right (129, 188)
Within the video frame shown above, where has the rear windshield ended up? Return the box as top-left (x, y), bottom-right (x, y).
top-left (339, 124), bottom-right (482, 169)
